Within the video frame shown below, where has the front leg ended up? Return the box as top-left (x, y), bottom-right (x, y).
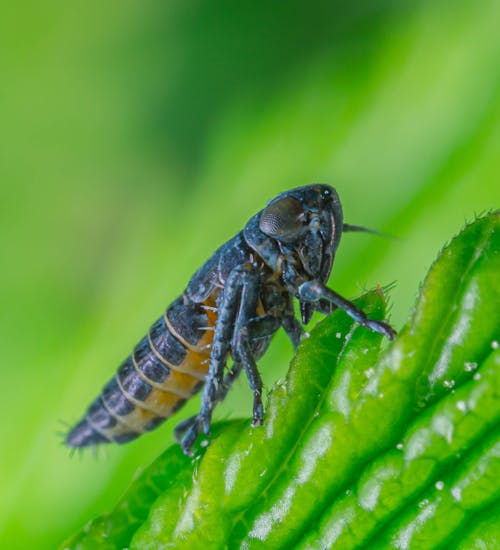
top-left (298, 280), bottom-right (396, 340)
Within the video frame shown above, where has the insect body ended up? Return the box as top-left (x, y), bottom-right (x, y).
top-left (66, 184), bottom-right (396, 454)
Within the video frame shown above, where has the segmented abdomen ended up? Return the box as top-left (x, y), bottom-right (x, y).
top-left (66, 295), bottom-right (217, 447)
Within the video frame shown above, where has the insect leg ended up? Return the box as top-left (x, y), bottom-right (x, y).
top-left (173, 362), bottom-right (243, 442)
top-left (174, 415), bottom-right (197, 443)
top-left (233, 337), bottom-right (265, 426)
top-left (230, 276), bottom-right (272, 426)
top-left (298, 280), bottom-right (396, 340)
top-left (281, 315), bottom-right (303, 349)
top-left (314, 299), bottom-right (339, 316)
top-left (247, 314), bottom-right (282, 340)
top-left (218, 362), bottom-right (244, 401)
top-left (181, 265), bottom-right (260, 454)
top-left (274, 295), bottom-right (302, 349)
top-left (246, 300), bottom-right (302, 349)
top-left (235, 337), bottom-right (264, 426)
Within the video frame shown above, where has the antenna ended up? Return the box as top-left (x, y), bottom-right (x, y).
top-left (343, 224), bottom-right (396, 240)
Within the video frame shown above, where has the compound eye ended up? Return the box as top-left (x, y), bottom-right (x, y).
top-left (259, 197), bottom-right (305, 240)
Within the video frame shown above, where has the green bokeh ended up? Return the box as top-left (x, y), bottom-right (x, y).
top-left (0, 1), bottom-right (498, 548)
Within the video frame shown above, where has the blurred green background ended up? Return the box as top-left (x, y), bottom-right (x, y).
top-left (0, 1), bottom-right (499, 548)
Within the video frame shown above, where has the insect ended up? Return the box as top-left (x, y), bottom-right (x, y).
top-left (66, 184), bottom-right (396, 455)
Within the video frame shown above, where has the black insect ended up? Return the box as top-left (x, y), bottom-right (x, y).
top-left (66, 184), bottom-right (396, 455)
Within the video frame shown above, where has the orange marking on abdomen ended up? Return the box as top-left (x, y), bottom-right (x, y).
top-left (113, 293), bottom-right (220, 436)
top-left (158, 293), bottom-right (219, 382)
top-left (99, 397), bottom-right (146, 436)
top-left (147, 332), bottom-right (206, 380)
top-left (164, 293), bottom-right (219, 355)
top-left (115, 375), bottom-right (172, 417)
top-left (115, 407), bottom-right (158, 434)
top-left (142, 386), bottom-right (186, 414)
top-left (131, 354), bottom-right (192, 399)
top-left (112, 369), bottom-right (205, 436)
top-left (162, 367), bottom-right (205, 396)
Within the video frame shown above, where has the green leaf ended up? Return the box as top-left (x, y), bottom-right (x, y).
top-left (369, 426), bottom-right (500, 549)
top-left (448, 501), bottom-right (500, 549)
top-left (61, 436), bottom-right (193, 549)
top-left (62, 212), bottom-right (500, 549)
top-left (296, 350), bottom-right (499, 550)
top-left (60, 422), bottom-right (234, 549)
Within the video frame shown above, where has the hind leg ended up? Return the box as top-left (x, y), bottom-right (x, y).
top-left (180, 265), bottom-right (261, 455)
top-left (174, 362), bottom-right (243, 442)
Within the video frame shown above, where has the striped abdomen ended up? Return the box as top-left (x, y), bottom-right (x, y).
top-left (66, 294), bottom-right (217, 447)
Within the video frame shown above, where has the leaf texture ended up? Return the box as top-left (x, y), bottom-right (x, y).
top-left (62, 212), bottom-right (500, 550)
